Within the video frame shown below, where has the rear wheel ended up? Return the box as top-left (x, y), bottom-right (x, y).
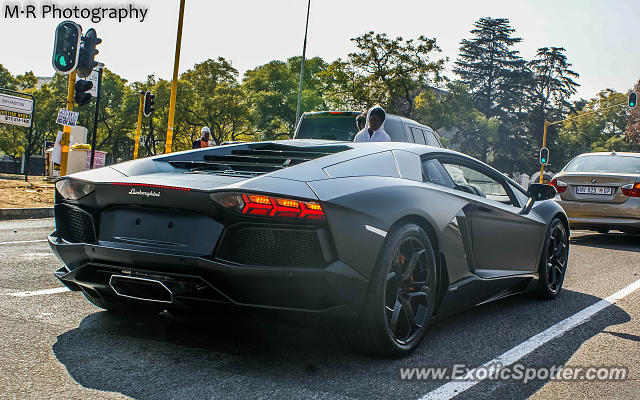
top-left (535, 219), bottom-right (569, 299)
top-left (350, 223), bottom-right (437, 357)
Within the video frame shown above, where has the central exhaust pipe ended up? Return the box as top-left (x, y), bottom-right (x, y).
top-left (109, 275), bottom-right (173, 303)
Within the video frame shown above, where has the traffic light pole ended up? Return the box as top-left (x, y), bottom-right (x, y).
top-left (165, 0), bottom-right (186, 154)
top-left (538, 100), bottom-right (629, 183)
top-left (133, 92), bottom-right (144, 159)
top-left (294, 0), bottom-right (311, 131)
top-left (89, 67), bottom-right (103, 169)
top-left (60, 70), bottom-right (76, 176)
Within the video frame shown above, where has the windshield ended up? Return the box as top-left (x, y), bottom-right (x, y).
top-left (564, 155), bottom-right (640, 174)
top-left (296, 117), bottom-right (359, 141)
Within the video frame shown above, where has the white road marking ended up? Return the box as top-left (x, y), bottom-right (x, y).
top-left (365, 225), bottom-right (387, 237)
top-left (419, 277), bottom-right (640, 400)
top-left (6, 287), bottom-right (70, 297)
top-left (0, 239), bottom-right (47, 245)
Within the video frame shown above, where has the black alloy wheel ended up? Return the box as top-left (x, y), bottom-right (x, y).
top-left (385, 236), bottom-right (432, 345)
top-left (352, 223), bottom-right (436, 357)
top-left (536, 219), bottom-right (569, 299)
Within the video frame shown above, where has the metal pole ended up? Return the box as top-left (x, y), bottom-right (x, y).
top-left (23, 99), bottom-right (35, 182)
top-left (294, 0), bottom-right (311, 131)
top-left (90, 67), bottom-right (103, 169)
top-left (165, 0), bottom-right (186, 154)
top-left (133, 92), bottom-right (144, 159)
top-left (539, 120), bottom-right (548, 183)
top-left (60, 70), bottom-right (76, 176)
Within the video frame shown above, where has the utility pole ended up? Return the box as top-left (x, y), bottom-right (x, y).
top-left (133, 92), bottom-right (144, 159)
top-left (165, 0), bottom-right (186, 153)
top-left (59, 70), bottom-right (76, 176)
top-left (89, 66), bottom-right (103, 169)
top-left (294, 0), bottom-right (311, 131)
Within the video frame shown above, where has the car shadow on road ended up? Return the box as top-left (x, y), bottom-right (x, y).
top-left (52, 289), bottom-right (631, 400)
top-left (571, 232), bottom-right (640, 253)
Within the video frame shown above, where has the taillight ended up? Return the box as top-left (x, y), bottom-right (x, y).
top-left (55, 179), bottom-right (95, 200)
top-left (549, 178), bottom-right (567, 194)
top-left (210, 192), bottom-right (325, 220)
top-left (621, 182), bottom-right (640, 197)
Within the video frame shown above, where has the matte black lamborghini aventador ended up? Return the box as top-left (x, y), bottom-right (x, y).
top-left (49, 140), bottom-right (569, 356)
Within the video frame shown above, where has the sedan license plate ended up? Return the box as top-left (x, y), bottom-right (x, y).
top-left (576, 186), bottom-right (612, 195)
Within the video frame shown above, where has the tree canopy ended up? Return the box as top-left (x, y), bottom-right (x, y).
top-left (1, 22), bottom-right (637, 176)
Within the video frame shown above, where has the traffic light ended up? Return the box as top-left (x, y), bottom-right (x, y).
top-left (629, 92), bottom-right (637, 108)
top-left (77, 28), bottom-right (102, 78)
top-left (74, 79), bottom-right (93, 106)
top-left (52, 21), bottom-right (81, 74)
top-left (539, 147), bottom-right (550, 165)
top-left (143, 91), bottom-right (155, 116)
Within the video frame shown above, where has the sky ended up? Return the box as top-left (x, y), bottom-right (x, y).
top-left (0, 0), bottom-right (638, 101)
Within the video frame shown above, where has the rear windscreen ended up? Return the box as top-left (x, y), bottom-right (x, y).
top-left (565, 155), bottom-right (640, 174)
top-left (296, 117), bottom-right (359, 141)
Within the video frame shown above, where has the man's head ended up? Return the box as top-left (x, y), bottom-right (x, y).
top-left (356, 113), bottom-right (366, 131)
top-left (367, 106), bottom-right (385, 132)
top-left (201, 126), bottom-right (211, 141)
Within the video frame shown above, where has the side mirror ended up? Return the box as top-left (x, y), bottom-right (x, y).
top-left (528, 183), bottom-right (557, 201)
top-left (521, 183), bottom-right (557, 214)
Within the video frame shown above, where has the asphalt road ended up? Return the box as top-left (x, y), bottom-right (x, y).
top-left (1, 218), bottom-right (639, 400)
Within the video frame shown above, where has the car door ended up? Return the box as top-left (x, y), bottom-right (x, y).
top-left (437, 156), bottom-right (545, 276)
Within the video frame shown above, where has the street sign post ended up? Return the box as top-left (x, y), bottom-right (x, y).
top-left (0, 89), bottom-right (36, 181)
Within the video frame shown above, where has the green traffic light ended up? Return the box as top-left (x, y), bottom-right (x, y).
top-left (541, 158), bottom-right (546, 163)
top-left (56, 55), bottom-right (67, 67)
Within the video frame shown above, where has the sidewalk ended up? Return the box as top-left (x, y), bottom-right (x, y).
top-left (0, 176), bottom-right (54, 219)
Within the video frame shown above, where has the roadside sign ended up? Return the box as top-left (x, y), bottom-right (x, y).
top-left (85, 150), bottom-right (106, 169)
top-left (0, 93), bottom-right (33, 127)
top-left (56, 108), bottom-right (79, 127)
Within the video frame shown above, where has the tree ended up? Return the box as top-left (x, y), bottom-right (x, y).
top-left (180, 57), bottom-right (252, 146)
top-left (0, 64), bottom-right (17, 90)
top-left (526, 47), bottom-right (580, 148)
top-left (414, 81), bottom-right (499, 160)
top-left (454, 17), bottom-right (527, 119)
top-left (626, 78), bottom-right (640, 144)
top-left (348, 31), bottom-right (446, 117)
top-left (243, 56), bottom-right (328, 139)
top-left (316, 59), bottom-right (366, 110)
top-left (557, 89), bottom-right (637, 166)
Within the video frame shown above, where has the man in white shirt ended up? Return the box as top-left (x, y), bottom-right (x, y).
top-left (353, 105), bottom-right (391, 142)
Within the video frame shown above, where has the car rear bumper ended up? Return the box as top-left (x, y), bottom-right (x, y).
top-left (556, 198), bottom-right (640, 232)
top-left (48, 233), bottom-right (369, 317)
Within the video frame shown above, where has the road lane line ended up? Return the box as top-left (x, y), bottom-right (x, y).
top-left (6, 287), bottom-right (70, 297)
top-left (419, 278), bottom-right (640, 400)
top-left (0, 239), bottom-right (48, 245)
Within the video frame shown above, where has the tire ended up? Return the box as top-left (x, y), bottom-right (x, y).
top-left (349, 223), bottom-right (437, 357)
top-left (82, 289), bottom-right (163, 315)
top-left (535, 218), bottom-right (569, 299)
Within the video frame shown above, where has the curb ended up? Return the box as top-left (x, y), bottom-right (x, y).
top-left (0, 207), bottom-right (54, 220)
